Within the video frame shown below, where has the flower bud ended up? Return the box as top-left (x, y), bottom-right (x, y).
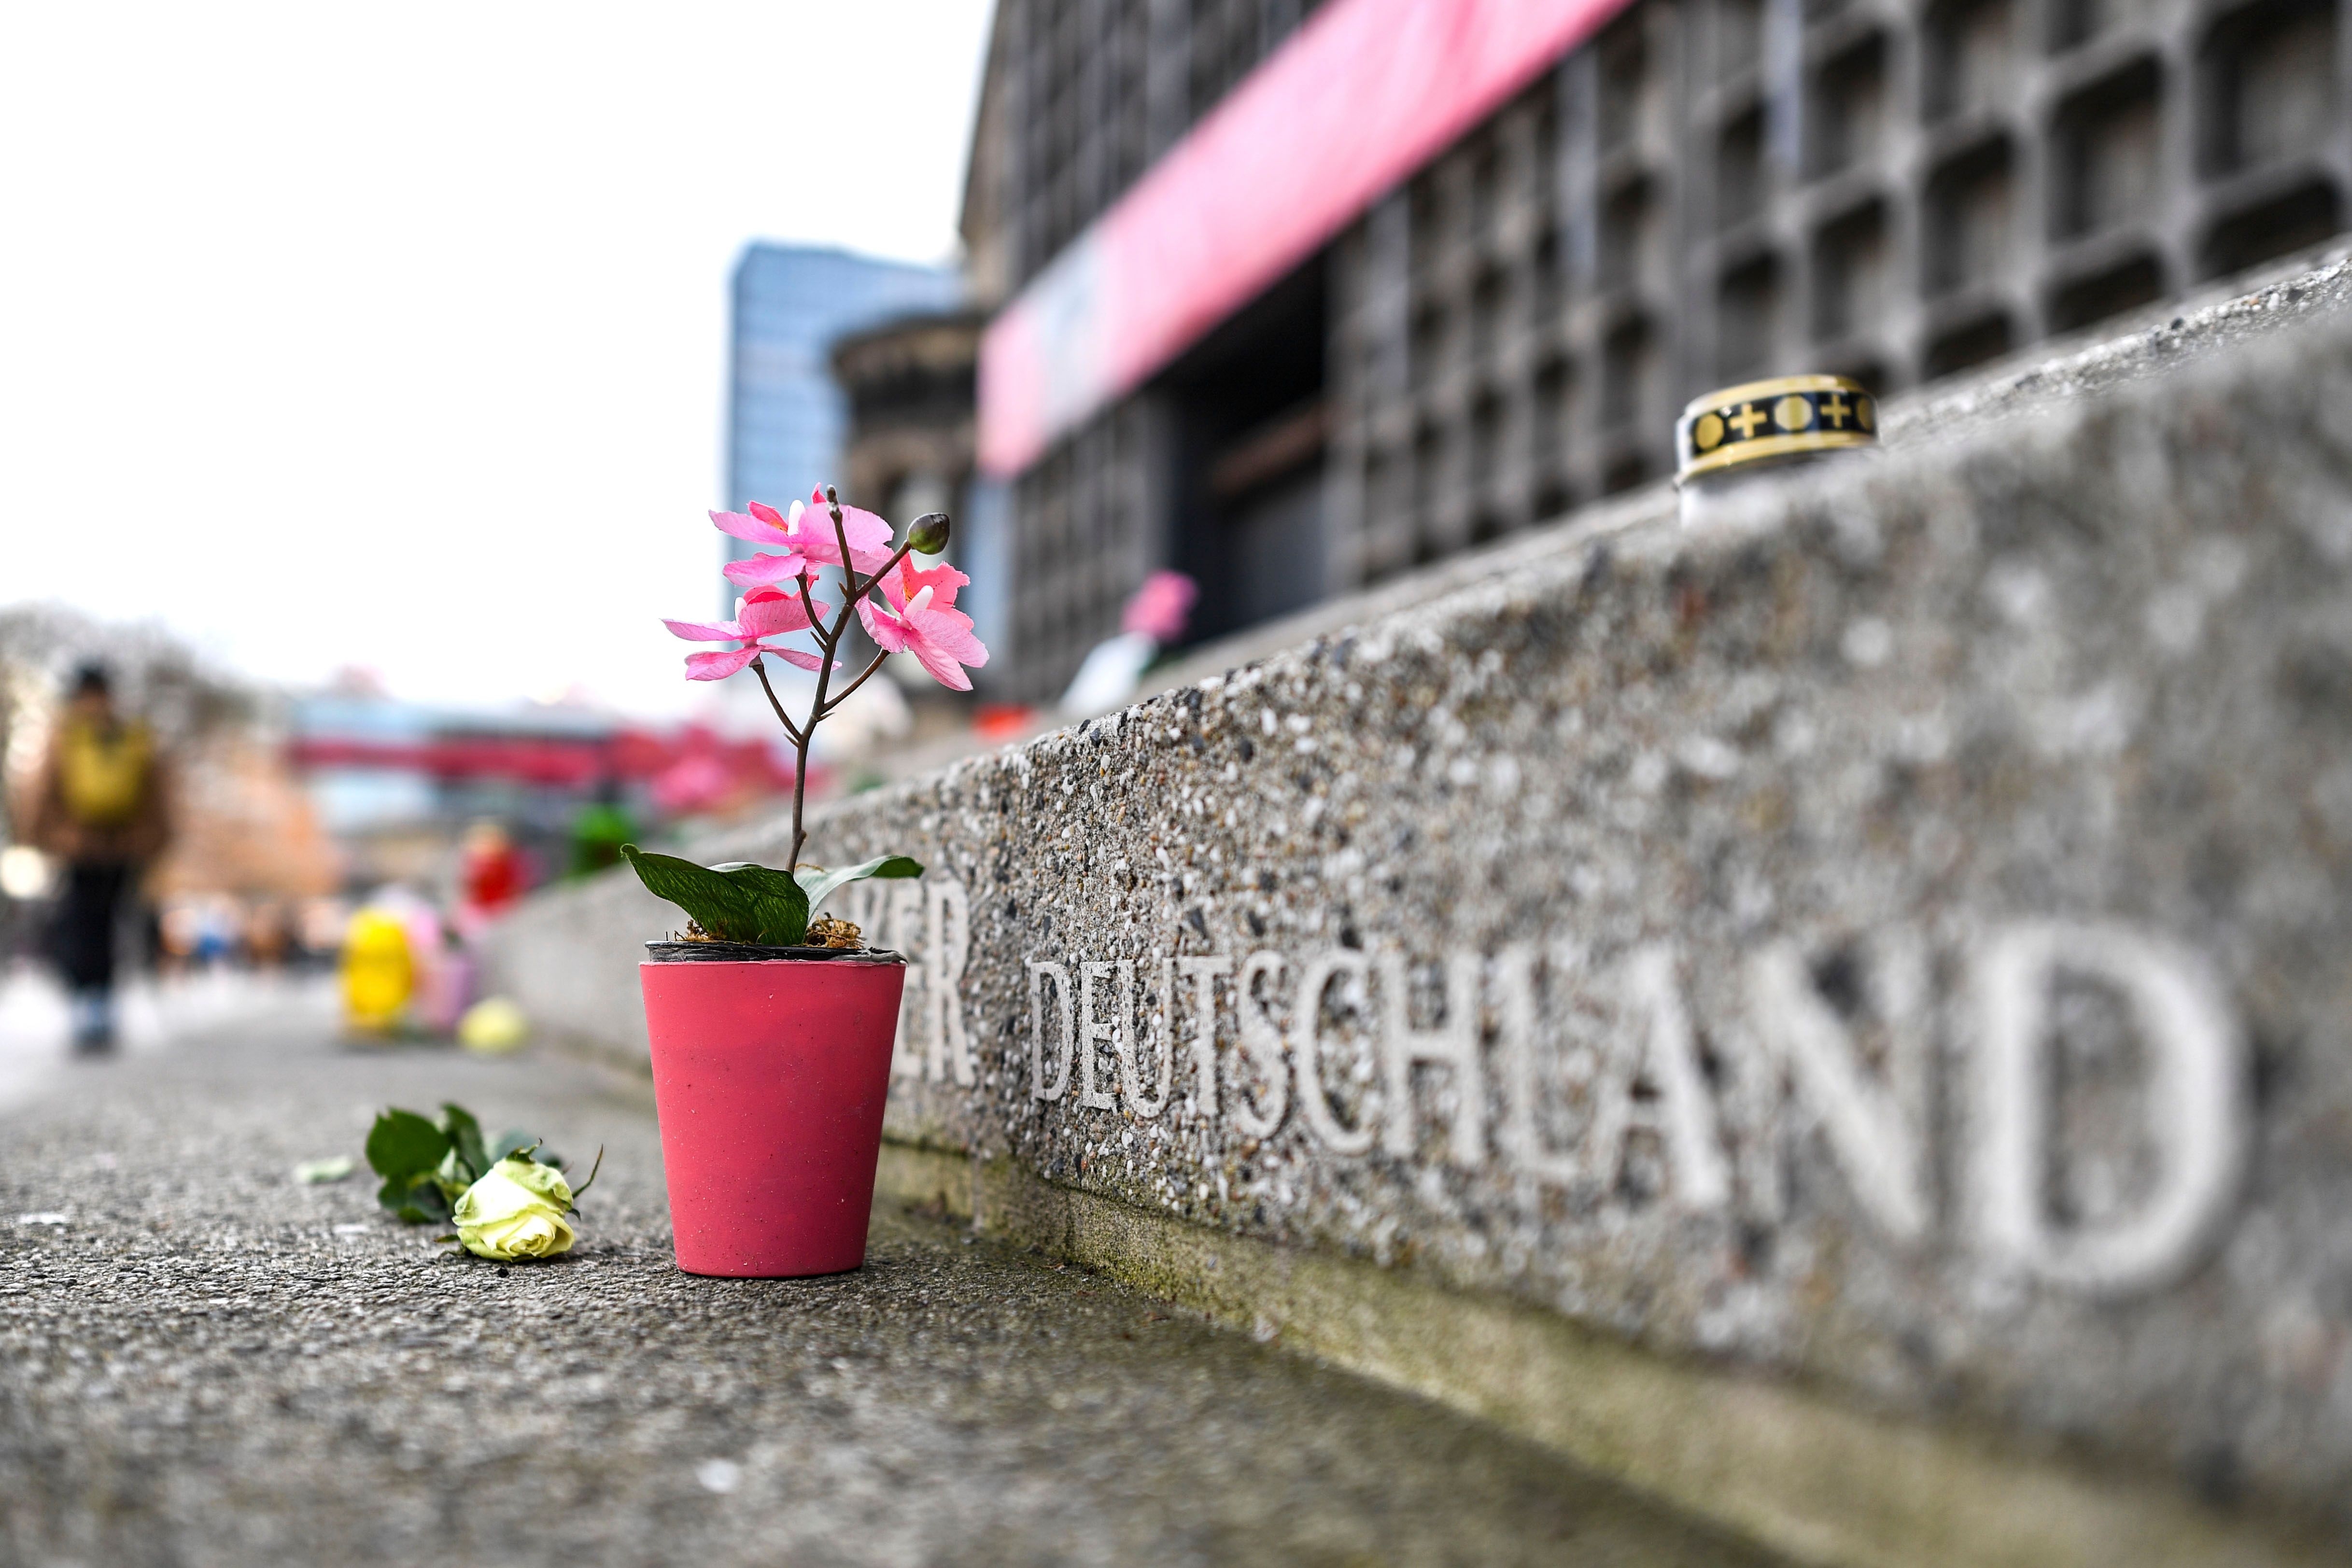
top-left (906, 512), bottom-right (951, 555)
top-left (452, 1155), bottom-right (576, 1260)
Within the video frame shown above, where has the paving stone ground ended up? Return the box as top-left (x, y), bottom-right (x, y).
top-left (0, 1002), bottom-right (1781, 1568)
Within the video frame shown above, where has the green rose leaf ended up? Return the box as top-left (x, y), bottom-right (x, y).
top-left (795, 854), bottom-right (923, 915)
top-left (366, 1109), bottom-right (450, 1185)
top-left (433, 1147), bottom-right (476, 1204)
top-left (621, 845), bottom-right (809, 946)
top-left (392, 1171), bottom-right (452, 1225)
top-left (438, 1103), bottom-right (489, 1184)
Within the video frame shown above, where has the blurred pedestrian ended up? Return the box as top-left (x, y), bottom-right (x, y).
top-left (25, 664), bottom-right (172, 1052)
top-left (453, 820), bottom-right (529, 940)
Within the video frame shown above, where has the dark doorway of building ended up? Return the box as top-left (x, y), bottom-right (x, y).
top-left (1155, 255), bottom-right (1329, 646)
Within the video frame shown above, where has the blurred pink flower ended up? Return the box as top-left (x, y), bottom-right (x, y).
top-left (1122, 570), bottom-right (1197, 643)
top-left (858, 559), bottom-right (988, 692)
top-left (716, 489), bottom-right (894, 587)
top-left (662, 585), bottom-right (833, 680)
top-left (649, 753), bottom-right (735, 815)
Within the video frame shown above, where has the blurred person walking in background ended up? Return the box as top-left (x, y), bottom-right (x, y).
top-left (25, 665), bottom-right (171, 1053)
top-left (453, 820), bottom-right (529, 938)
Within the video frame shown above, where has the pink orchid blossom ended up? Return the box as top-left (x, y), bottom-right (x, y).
top-left (712, 501), bottom-right (815, 588)
top-left (662, 585), bottom-right (834, 681)
top-left (647, 480), bottom-right (999, 872)
top-left (857, 558), bottom-right (988, 692)
top-left (1121, 569), bottom-right (1197, 643)
top-left (716, 488), bottom-right (895, 587)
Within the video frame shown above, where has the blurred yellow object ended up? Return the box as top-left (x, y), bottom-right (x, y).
top-left (57, 717), bottom-right (154, 827)
top-left (457, 996), bottom-right (529, 1054)
top-left (340, 909), bottom-right (414, 1034)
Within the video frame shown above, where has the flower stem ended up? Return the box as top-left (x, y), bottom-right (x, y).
top-left (777, 491), bottom-right (924, 870)
top-left (819, 650), bottom-right (892, 719)
top-left (748, 658), bottom-right (804, 747)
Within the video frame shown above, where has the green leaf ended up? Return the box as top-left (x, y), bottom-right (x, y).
top-left (365, 1109), bottom-right (450, 1184)
top-left (381, 1169), bottom-right (451, 1225)
top-left (795, 854), bottom-right (923, 915)
top-left (438, 1103), bottom-right (489, 1183)
top-left (405, 1176), bottom-right (452, 1225)
top-left (621, 844), bottom-right (809, 945)
top-left (708, 862), bottom-right (812, 946)
top-left (621, 844), bottom-right (755, 937)
top-left (433, 1148), bottom-right (474, 1204)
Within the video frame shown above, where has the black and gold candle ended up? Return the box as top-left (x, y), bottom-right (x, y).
top-left (1675, 374), bottom-right (1878, 485)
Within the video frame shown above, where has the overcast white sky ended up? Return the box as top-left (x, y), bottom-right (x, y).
top-left (0, 2), bottom-right (993, 719)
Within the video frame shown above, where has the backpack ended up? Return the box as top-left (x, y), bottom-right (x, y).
top-left (57, 718), bottom-right (153, 829)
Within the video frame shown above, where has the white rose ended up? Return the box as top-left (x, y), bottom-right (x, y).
top-left (452, 1156), bottom-right (576, 1260)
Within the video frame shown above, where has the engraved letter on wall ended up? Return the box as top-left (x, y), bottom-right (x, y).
top-left (1293, 950), bottom-right (1378, 1155)
top-left (1745, 939), bottom-right (1931, 1243)
top-left (926, 875), bottom-right (975, 1086)
top-left (1378, 952), bottom-right (1485, 1166)
top-left (1028, 960), bottom-right (1073, 1102)
top-left (1969, 920), bottom-right (2245, 1293)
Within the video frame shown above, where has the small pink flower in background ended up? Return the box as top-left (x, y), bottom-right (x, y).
top-left (1122, 570), bottom-right (1197, 643)
top-left (649, 752), bottom-right (736, 815)
top-left (858, 558), bottom-right (989, 692)
top-left (662, 585), bottom-right (834, 680)
top-left (715, 489), bottom-right (894, 586)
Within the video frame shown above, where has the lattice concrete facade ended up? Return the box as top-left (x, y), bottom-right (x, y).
top-left (967, 0), bottom-right (2346, 700)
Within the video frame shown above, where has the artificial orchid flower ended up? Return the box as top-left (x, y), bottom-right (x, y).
top-left (711, 501), bottom-right (815, 588)
top-left (662, 585), bottom-right (833, 680)
top-left (632, 482), bottom-right (992, 909)
top-left (716, 488), bottom-right (895, 587)
top-left (857, 557), bottom-right (988, 692)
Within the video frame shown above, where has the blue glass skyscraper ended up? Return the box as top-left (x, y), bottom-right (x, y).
top-left (725, 244), bottom-right (960, 594)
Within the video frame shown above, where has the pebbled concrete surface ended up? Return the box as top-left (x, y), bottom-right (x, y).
top-left (0, 1008), bottom-right (1778, 1568)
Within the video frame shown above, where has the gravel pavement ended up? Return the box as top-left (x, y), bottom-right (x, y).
top-left (0, 1004), bottom-right (1779, 1568)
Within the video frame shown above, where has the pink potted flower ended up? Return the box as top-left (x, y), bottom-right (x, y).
top-left (625, 488), bottom-right (985, 1278)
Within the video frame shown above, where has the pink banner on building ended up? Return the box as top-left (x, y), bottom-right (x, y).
top-left (978, 0), bottom-right (1634, 477)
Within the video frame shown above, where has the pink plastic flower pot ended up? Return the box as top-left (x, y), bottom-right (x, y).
top-left (640, 950), bottom-right (907, 1277)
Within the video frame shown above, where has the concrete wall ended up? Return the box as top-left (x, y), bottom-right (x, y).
top-left (492, 260), bottom-right (2352, 1561)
